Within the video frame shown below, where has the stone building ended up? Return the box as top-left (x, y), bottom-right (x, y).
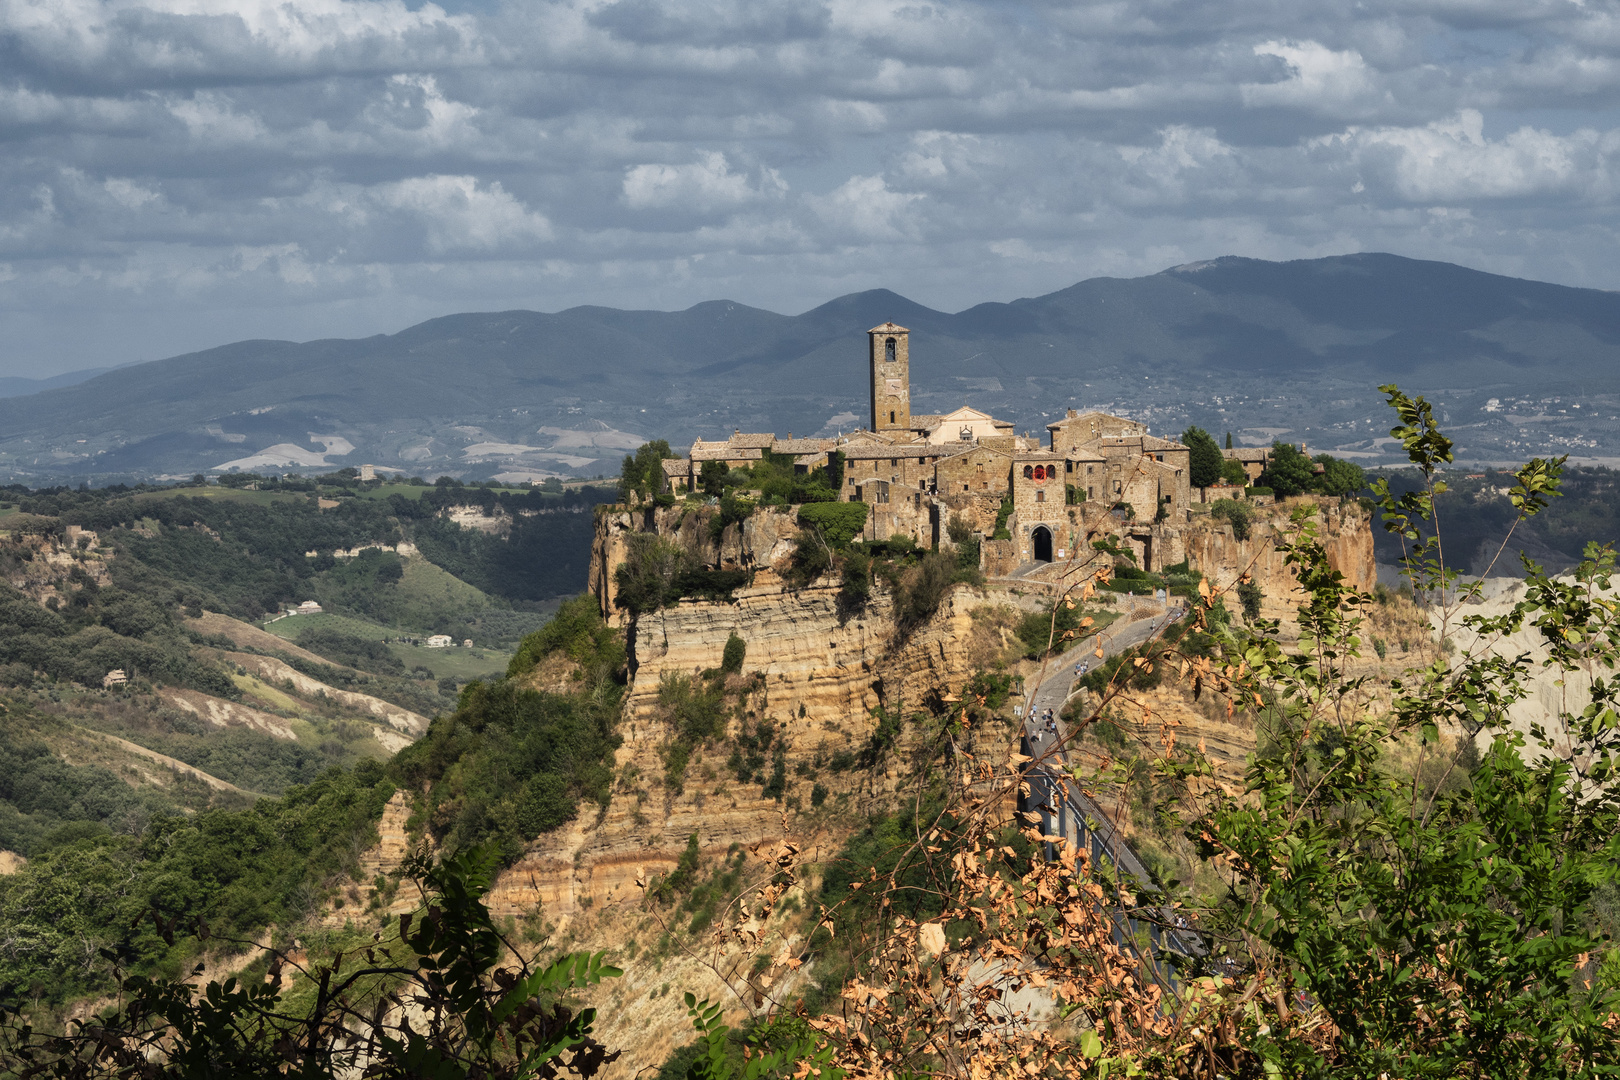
top-left (655, 321), bottom-right (1198, 571)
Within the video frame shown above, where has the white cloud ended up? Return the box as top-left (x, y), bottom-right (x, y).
top-left (0, 0), bottom-right (482, 79)
top-left (370, 176), bottom-right (552, 252)
top-left (1324, 110), bottom-right (1619, 202)
top-left (623, 152), bottom-right (783, 212)
top-left (1243, 40), bottom-right (1391, 117)
top-left (805, 174), bottom-right (924, 241)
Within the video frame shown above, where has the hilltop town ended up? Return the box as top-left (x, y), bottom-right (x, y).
top-left (652, 322), bottom-right (1281, 577)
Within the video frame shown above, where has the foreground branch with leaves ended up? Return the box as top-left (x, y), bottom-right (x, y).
top-left (0, 844), bottom-right (622, 1079)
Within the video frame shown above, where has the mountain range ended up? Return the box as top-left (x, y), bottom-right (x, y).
top-left (3, 252), bottom-right (1617, 484)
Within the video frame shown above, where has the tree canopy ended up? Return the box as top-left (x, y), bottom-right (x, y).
top-left (1180, 426), bottom-right (1224, 489)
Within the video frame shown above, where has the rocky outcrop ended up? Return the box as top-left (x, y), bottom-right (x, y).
top-left (1184, 497), bottom-right (1375, 616)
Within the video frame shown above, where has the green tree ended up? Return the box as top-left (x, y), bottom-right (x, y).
top-left (796, 502), bottom-right (868, 548)
top-left (1260, 440), bottom-right (1314, 497)
top-left (1180, 426), bottom-right (1223, 489)
top-left (619, 440), bottom-right (675, 502)
top-left (1312, 452), bottom-right (1366, 497)
top-left (698, 460), bottom-right (727, 497)
top-left (1220, 456), bottom-right (1248, 486)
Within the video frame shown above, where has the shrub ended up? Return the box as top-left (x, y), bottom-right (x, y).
top-left (787, 527), bottom-right (832, 586)
top-left (1236, 580), bottom-right (1263, 621)
top-left (1211, 498), bottom-right (1254, 541)
top-left (708, 492), bottom-right (754, 540)
top-left (810, 782), bottom-right (828, 808)
top-left (946, 515), bottom-right (980, 574)
top-left (613, 534), bottom-right (685, 615)
top-left (721, 632), bottom-right (746, 674)
top-left (991, 495), bottom-right (1013, 540)
top-left (839, 549), bottom-right (872, 614)
top-left (893, 551), bottom-right (956, 633)
top-left (1016, 601), bottom-right (1092, 659)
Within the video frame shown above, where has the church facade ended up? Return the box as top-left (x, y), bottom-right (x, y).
top-left (661, 323), bottom-right (1193, 572)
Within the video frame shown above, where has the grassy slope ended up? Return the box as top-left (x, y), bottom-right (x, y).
top-left (260, 611), bottom-right (512, 683)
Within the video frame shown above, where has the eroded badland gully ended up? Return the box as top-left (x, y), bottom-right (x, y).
top-left (376, 325), bottom-right (1379, 1073)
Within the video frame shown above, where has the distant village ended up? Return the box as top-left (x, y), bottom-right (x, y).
top-left (657, 322), bottom-right (1286, 572)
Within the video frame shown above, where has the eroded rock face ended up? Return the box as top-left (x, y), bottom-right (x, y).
top-left (1185, 498), bottom-right (1375, 610)
top-left (406, 495), bottom-right (1379, 1080)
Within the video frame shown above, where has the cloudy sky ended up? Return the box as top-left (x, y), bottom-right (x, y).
top-left (4, 0), bottom-right (1620, 377)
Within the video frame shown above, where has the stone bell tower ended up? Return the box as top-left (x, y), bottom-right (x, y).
top-left (868, 322), bottom-right (910, 433)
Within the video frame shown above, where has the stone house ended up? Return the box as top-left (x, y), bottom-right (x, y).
top-left (1222, 446), bottom-right (1272, 482)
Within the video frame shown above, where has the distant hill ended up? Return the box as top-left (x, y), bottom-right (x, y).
top-left (0, 364), bottom-right (120, 399)
top-left (4, 253), bottom-right (1618, 483)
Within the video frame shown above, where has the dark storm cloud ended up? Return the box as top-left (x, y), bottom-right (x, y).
top-left (2, 0), bottom-right (1620, 374)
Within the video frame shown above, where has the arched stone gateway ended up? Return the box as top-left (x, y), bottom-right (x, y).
top-left (1032, 524), bottom-right (1053, 563)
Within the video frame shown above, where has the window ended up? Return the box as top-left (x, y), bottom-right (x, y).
top-left (890, 458), bottom-right (897, 467)
top-left (889, 411), bottom-right (895, 424)
top-left (1023, 465), bottom-right (1034, 479)
top-left (1036, 490), bottom-right (1045, 503)
top-left (918, 456), bottom-right (925, 464)
top-left (1086, 465), bottom-right (1093, 475)
top-left (885, 337), bottom-right (896, 363)
top-left (963, 483), bottom-right (969, 492)
top-left (1066, 460), bottom-right (1073, 473)
top-left (1088, 486), bottom-right (1095, 498)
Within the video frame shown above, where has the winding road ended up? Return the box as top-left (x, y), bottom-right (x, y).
top-left (1013, 599), bottom-right (1206, 970)
top-left (1022, 602), bottom-right (1187, 753)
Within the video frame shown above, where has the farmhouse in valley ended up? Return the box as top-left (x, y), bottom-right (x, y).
top-left (660, 323), bottom-right (1197, 571)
